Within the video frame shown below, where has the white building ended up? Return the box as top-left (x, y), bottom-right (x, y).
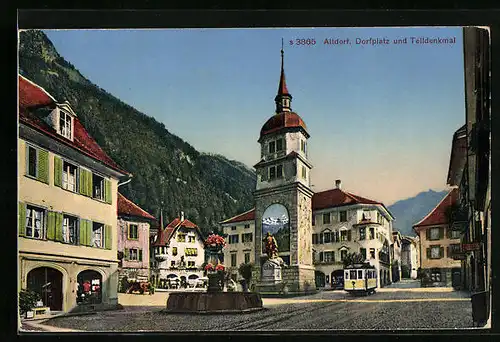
top-left (391, 230), bottom-right (403, 282)
top-left (220, 209), bottom-right (256, 282)
top-left (401, 235), bottom-right (420, 279)
top-left (151, 212), bottom-right (205, 287)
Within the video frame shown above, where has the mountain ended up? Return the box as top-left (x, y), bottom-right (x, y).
top-left (18, 30), bottom-right (256, 235)
top-left (388, 189), bottom-right (449, 237)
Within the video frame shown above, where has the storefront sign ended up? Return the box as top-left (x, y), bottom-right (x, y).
top-left (462, 243), bottom-right (481, 252)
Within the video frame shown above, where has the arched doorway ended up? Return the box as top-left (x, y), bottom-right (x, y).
top-left (27, 267), bottom-right (64, 311)
top-left (77, 270), bottom-right (103, 305)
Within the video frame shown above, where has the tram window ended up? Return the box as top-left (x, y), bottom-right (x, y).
top-left (350, 270), bottom-right (357, 280)
top-left (345, 271), bottom-right (349, 280)
top-left (358, 270), bottom-right (363, 279)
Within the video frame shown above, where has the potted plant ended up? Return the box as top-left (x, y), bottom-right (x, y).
top-left (19, 289), bottom-right (41, 318)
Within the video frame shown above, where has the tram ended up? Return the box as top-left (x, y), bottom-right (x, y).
top-left (344, 263), bottom-right (377, 295)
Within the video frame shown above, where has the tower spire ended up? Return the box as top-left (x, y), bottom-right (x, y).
top-left (275, 38), bottom-right (292, 113)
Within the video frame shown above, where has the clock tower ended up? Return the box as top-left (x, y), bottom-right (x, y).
top-left (253, 45), bottom-right (315, 293)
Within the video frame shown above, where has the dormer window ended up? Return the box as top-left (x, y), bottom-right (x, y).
top-left (59, 109), bottom-right (73, 139)
top-left (269, 141), bottom-right (276, 154)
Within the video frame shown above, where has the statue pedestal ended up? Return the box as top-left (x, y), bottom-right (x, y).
top-left (260, 258), bottom-right (283, 284)
top-left (254, 263), bottom-right (317, 297)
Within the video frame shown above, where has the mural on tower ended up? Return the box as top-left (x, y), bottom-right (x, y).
top-left (262, 203), bottom-right (290, 254)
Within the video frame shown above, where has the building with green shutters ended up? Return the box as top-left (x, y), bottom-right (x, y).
top-left (18, 75), bottom-right (130, 313)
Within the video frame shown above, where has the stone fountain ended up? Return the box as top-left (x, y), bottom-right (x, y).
top-left (164, 234), bottom-right (263, 314)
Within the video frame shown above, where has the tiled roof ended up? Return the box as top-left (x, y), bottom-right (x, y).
top-left (220, 208), bottom-right (256, 224)
top-left (260, 112), bottom-right (308, 139)
top-left (221, 188), bottom-right (394, 224)
top-left (117, 193), bottom-right (156, 220)
top-left (413, 188), bottom-right (458, 228)
top-left (152, 217), bottom-right (204, 247)
top-left (18, 75), bottom-right (129, 175)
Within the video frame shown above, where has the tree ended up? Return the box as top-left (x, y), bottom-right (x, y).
top-left (342, 252), bottom-right (365, 268)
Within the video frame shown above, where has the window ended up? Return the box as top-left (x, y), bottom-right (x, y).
top-left (431, 269), bottom-right (441, 282)
top-left (62, 215), bottom-right (78, 244)
top-left (300, 140), bottom-right (307, 154)
top-left (359, 227), bottom-right (366, 240)
top-left (92, 174), bottom-right (104, 200)
top-left (323, 232), bottom-right (331, 243)
top-left (269, 166), bottom-right (276, 180)
top-left (369, 228), bottom-right (375, 240)
top-left (367, 248), bottom-right (375, 259)
top-left (188, 235), bottom-right (196, 243)
top-left (268, 141), bottom-right (276, 154)
top-left (91, 222), bottom-right (104, 248)
top-left (341, 249), bottom-right (348, 261)
top-left (312, 233), bottom-right (318, 244)
top-left (312, 214), bottom-right (315, 226)
top-left (323, 213), bottom-right (331, 224)
top-left (276, 165), bottom-right (283, 178)
top-left (345, 271), bottom-right (349, 280)
top-left (339, 211), bottom-right (347, 222)
top-left (276, 139), bottom-right (283, 151)
top-left (229, 234), bottom-right (239, 244)
top-left (350, 270), bottom-right (357, 280)
top-left (187, 261), bottom-right (195, 268)
top-left (244, 224), bottom-right (250, 229)
top-left (429, 227), bottom-right (440, 240)
top-left (340, 230), bottom-right (348, 242)
top-left (360, 248), bottom-right (367, 260)
top-left (62, 161), bottom-right (78, 192)
top-left (129, 248), bottom-right (139, 261)
top-left (25, 206), bottom-right (45, 239)
top-left (451, 230), bottom-right (461, 239)
top-left (244, 253), bottom-right (251, 264)
top-left (358, 270), bottom-right (363, 279)
top-left (450, 243), bottom-right (461, 253)
top-left (185, 248), bottom-right (197, 256)
top-left (27, 146), bottom-right (38, 178)
top-left (59, 110), bottom-right (72, 139)
top-left (363, 210), bottom-right (371, 220)
top-left (242, 233), bottom-right (253, 243)
top-left (162, 247), bottom-right (167, 255)
top-left (301, 166), bottom-right (307, 179)
top-left (231, 253), bottom-right (237, 267)
top-left (231, 226), bottom-right (237, 231)
top-left (128, 224), bottom-right (138, 239)
top-left (172, 247), bottom-right (178, 256)
top-left (324, 251), bottom-right (335, 262)
top-left (430, 246), bottom-right (441, 259)
top-left (177, 234), bottom-right (186, 242)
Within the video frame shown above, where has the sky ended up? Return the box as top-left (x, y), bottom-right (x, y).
top-left (42, 27), bottom-right (465, 206)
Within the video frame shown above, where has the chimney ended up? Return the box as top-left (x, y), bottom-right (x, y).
top-left (180, 211), bottom-right (185, 222)
top-left (335, 179), bottom-right (342, 189)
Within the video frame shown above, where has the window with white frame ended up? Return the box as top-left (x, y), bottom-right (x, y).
top-left (187, 261), bottom-right (195, 268)
top-left (339, 211), bottom-right (347, 222)
top-left (369, 227), bottom-right (375, 240)
top-left (188, 235), bottom-right (196, 243)
top-left (229, 234), bottom-right (239, 244)
top-left (59, 110), bottom-right (72, 139)
top-left (359, 227), bottom-right (366, 240)
top-left (128, 224), bottom-right (138, 239)
top-left (129, 248), bottom-right (139, 261)
top-left (62, 215), bottom-right (78, 244)
top-left (324, 251), bottom-right (334, 262)
top-left (231, 253), bottom-right (237, 267)
top-left (242, 233), bottom-right (253, 243)
top-left (300, 140), bottom-right (307, 154)
top-left (276, 164), bottom-right (283, 178)
top-left (451, 230), bottom-right (461, 239)
top-left (92, 222), bottom-right (104, 248)
top-left (301, 166), bottom-right (307, 179)
top-left (25, 205), bottom-right (45, 239)
top-left (62, 161), bottom-right (78, 192)
top-left (244, 224), bottom-right (250, 229)
top-left (340, 230), bottom-right (348, 241)
top-left (323, 231), bottom-right (332, 243)
top-left (430, 246), bottom-right (441, 259)
top-left (340, 249), bottom-right (348, 261)
top-left (92, 174), bottom-right (105, 200)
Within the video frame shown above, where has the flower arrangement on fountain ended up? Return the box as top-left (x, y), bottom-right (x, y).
top-left (204, 262), bottom-right (226, 274)
top-left (204, 233), bottom-right (227, 250)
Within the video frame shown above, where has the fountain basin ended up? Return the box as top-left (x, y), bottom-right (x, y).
top-left (165, 292), bottom-right (263, 314)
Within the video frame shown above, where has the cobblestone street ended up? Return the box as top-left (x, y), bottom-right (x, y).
top-left (23, 287), bottom-right (477, 332)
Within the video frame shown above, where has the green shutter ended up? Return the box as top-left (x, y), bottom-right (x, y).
top-left (79, 168), bottom-right (86, 196)
top-left (87, 171), bottom-right (93, 197)
top-left (54, 156), bottom-right (63, 187)
top-left (439, 227), bottom-right (444, 239)
top-left (37, 149), bottom-right (49, 183)
top-left (46, 211), bottom-right (56, 240)
top-left (86, 221), bottom-right (93, 246)
top-left (426, 248), bottom-right (431, 259)
top-left (139, 249), bottom-right (143, 261)
top-left (55, 212), bottom-right (63, 242)
top-left (105, 179), bottom-right (112, 204)
top-left (19, 202), bottom-right (26, 237)
top-left (79, 219), bottom-right (87, 246)
top-left (104, 224), bottom-right (112, 250)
